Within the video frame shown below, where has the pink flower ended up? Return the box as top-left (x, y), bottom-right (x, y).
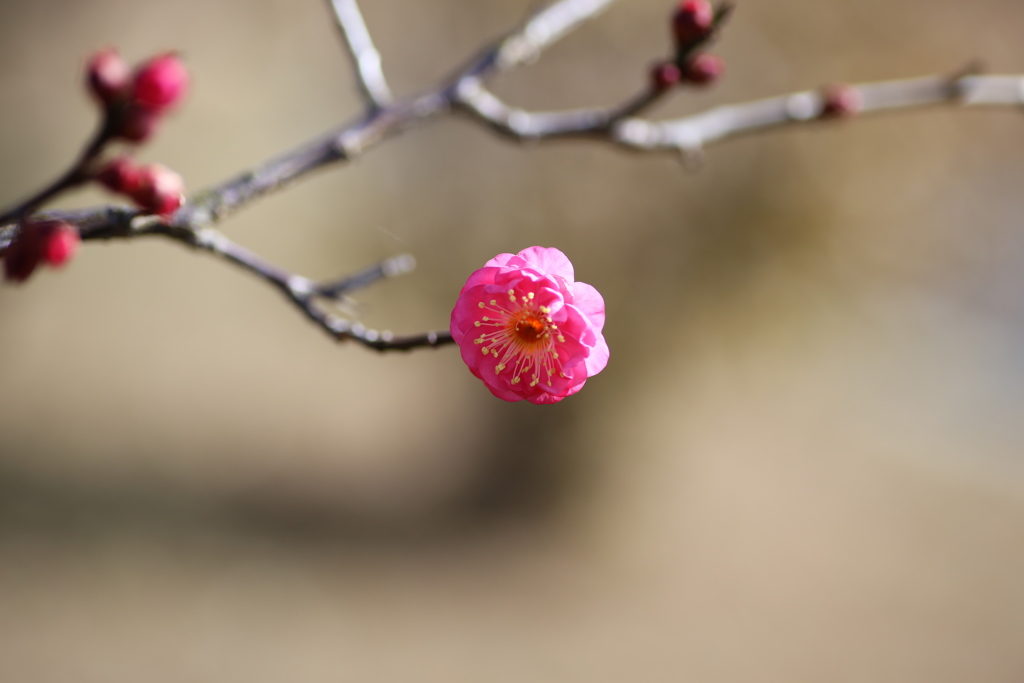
top-left (450, 246), bottom-right (609, 404)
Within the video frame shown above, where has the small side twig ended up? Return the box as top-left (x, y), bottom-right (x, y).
top-left (0, 126), bottom-right (107, 227)
top-left (133, 222), bottom-right (453, 351)
top-left (327, 0), bottom-right (393, 110)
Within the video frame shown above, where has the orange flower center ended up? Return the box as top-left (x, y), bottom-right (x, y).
top-left (514, 314), bottom-right (547, 343)
top-left (471, 290), bottom-right (569, 388)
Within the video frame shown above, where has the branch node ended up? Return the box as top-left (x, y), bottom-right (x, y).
top-left (786, 92), bottom-right (819, 121)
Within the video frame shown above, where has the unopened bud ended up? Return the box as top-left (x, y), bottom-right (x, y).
top-left (3, 225), bottom-right (41, 283)
top-left (3, 220), bottom-right (78, 283)
top-left (672, 0), bottom-right (714, 47)
top-left (86, 48), bottom-right (130, 105)
top-left (132, 53), bottom-right (188, 113)
top-left (132, 164), bottom-right (185, 217)
top-left (42, 223), bottom-right (79, 268)
top-left (820, 83), bottom-right (863, 119)
top-left (96, 157), bottom-right (142, 196)
top-left (650, 61), bottom-right (683, 91)
top-left (681, 53), bottom-right (724, 86)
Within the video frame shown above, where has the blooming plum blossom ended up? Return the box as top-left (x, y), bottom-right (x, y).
top-left (450, 246), bottom-right (609, 404)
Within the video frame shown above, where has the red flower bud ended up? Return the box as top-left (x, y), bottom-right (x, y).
top-left (672, 0), bottom-right (714, 46)
top-left (132, 164), bottom-right (185, 217)
top-left (132, 53), bottom-right (188, 113)
top-left (3, 221), bottom-right (79, 283)
top-left (650, 61), bottom-right (683, 91)
top-left (42, 223), bottom-right (79, 268)
top-left (96, 157), bottom-right (142, 196)
top-left (820, 83), bottom-right (863, 119)
top-left (86, 48), bottom-right (131, 105)
top-left (681, 53), bottom-right (724, 86)
top-left (3, 225), bottom-right (42, 283)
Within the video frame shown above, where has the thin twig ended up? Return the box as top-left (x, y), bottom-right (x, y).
top-left (109, 221), bottom-right (453, 351)
top-left (0, 124), bottom-right (109, 227)
top-left (327, 0), bottom-right (393, 109)
top-left (612, 72), bottom-right (1024, 154)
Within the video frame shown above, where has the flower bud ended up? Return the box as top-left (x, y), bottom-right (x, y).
top-left (672, 0), bottom-right (714, 46)
top-left (96, 156), bottom-right (142, 195)
top-left (86, 48), bottom-right (131, 105)
top-left (132, 164), bottom-right (185, 217)
top-left (132, 53), bottom-right (188, 113)
top-left (820, 83), bottom-right (863, 119)
top-left (650, 61), bottom-right (683, 91)
top-left (3, 225), bottom-right (42, 283)
top-left (2, 221), bottom-right (78, 283)
top-left (681, 53), bottom-right (724, 86)
top-left (41, 223), bottom-right (79, 268)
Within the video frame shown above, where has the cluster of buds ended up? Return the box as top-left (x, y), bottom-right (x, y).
top-left (2, 49), bottom-right (189, 284)
top-left (97, 157), bottom-right (185, 216)
top-left (650, 0), bottom-right (727, 92)
top-left (87, 49), bottom-right (188, 216)
top-left (2, 221), bottom-right (79, 283)
top-left (86, 49), bottom-right (189, 143)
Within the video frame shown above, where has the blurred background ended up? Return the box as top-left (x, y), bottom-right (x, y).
top-left (2, 0), bottom-right (1024, 680)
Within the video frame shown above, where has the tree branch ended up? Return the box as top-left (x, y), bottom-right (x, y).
top-left (71, 217), bottom-right (454, 351)
top-left (612, 72), bottom-right (1024, 155)
top-left (3, 0), bottom-right (1022, 353)
top-left (327, 0), bottom-right (393, 110)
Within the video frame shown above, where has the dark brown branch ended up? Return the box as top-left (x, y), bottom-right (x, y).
top-left (77, 218), bottom-right (454, 351)
top-left (0, 123), bottom-right (108, 226)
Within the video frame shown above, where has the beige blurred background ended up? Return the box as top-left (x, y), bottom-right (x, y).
top-left (2, 0), bottom-right (1024, 680)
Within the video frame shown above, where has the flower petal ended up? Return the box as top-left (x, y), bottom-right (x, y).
top-left (584, 332), bottom-right (609, 376)
top-left (516, 246), bottom-right (574, 282)
top-left (570, 281), bottom-right (605, 330)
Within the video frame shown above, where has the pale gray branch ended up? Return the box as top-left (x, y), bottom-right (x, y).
top-left (328, 0), bottom-right (393, 109)
top-left (614, 73), bottom-right (1024, 153)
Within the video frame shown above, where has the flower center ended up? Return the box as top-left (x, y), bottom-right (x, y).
top-left (471, 289), bottom-right (568, 388)
top-left (514, 314), bottom-right (547, 343)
